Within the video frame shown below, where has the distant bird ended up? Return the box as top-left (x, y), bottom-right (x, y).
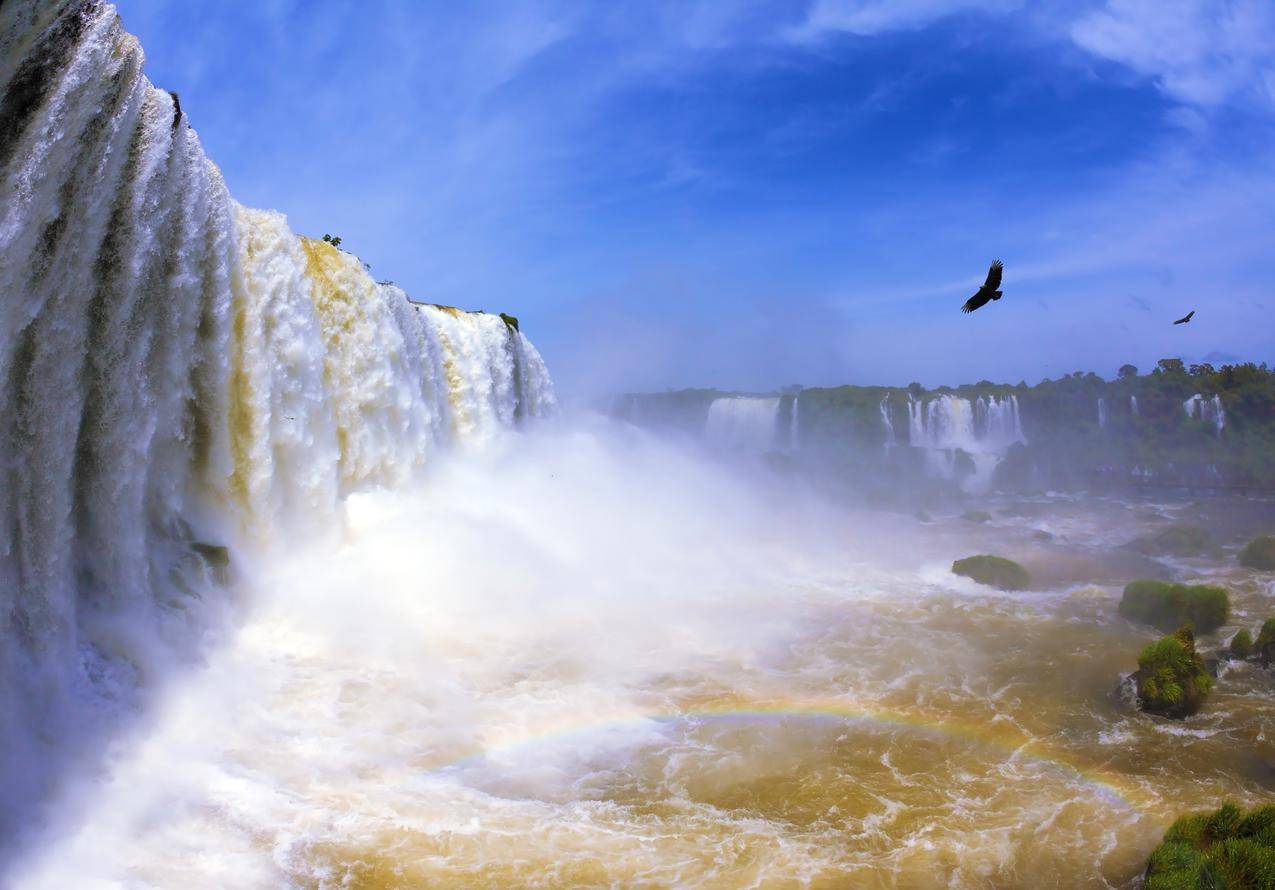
top-left (1173, 310), bottom-right (1194, 325)
top-left (960, 260), bottom-right (1004, 314)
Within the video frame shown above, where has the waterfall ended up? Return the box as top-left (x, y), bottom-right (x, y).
top-left (0, 0), bottom-right (555, 837)
top-left (880, 394), bottom-right (895, 453)
top-left (705, 397), bottom-right (780, 453)
top-left (790, 393), bottom-right (800, 451)
top-left (1097, 398), bottom-right (1106, 428)
top-left (907, 394), bottom-right (1024, 492)
top-left (1130, 395), bottom-right (1139, 417)
top-left (1183, 393), bottom-right (1225, 437)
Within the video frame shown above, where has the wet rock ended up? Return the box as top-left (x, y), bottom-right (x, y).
top-left (1127, 523), bottom-right (1220, 558)
top-left (1118, 580), bottom-right (1229, 634)
top-left (1020, 548), bottom-right (1169, 590)
top-left (1258, 619), bottom-right (1275, 667)
top-left (191, 541), bottom-right (231, 585)
top-left (962, 509), bottom-right (992, 523)
top-left (1238, 534), bottom-right (1275, 570)
top-left (951, 555), bottom-right (1031, 591)
top-left (1134, 625), bottom-right (1212, 718)
top-left (1228, 628), bottom-right (1253, 660)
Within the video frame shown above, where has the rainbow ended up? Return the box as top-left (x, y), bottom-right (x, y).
top-left (428, 697), bottom-right (1146, 810)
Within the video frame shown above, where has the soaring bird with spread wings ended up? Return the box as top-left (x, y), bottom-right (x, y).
top-left (961, 260), bottom-right (1004, 314)
top-left (1173, 310), bottom-right (1194, 325)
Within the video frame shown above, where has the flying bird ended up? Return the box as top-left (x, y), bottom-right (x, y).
top-left (960, 260), bottom-right (1004, 314)
top-left (1173, 310), bottom-right (1194, 325)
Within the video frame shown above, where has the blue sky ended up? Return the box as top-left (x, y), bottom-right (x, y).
top-left (117, 0), bottom-right (1275, 395)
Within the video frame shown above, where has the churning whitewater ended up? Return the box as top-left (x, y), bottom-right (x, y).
top-left (0, 0), bottom-right (553, 846)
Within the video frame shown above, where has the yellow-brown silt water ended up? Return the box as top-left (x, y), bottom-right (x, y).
top-left (16, 428), bottom-right (1275, 888)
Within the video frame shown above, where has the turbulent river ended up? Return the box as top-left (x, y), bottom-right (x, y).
top-left (9, 419), bottom-right (1275, 888)
top-left (3, 2), bottom-right (1274, 888)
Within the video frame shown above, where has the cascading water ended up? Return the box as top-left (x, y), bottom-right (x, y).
top-left (1130, 395), bottom-right (1139, 417)
top-left (907, 394), bottom-right (1024, 492)
top-left (1183, 394), bottom-right (1225, 437)
top-left (705, 397), bottom-right (780, 453)
top-left (0, 0), bottom-right (555, 843)
top-left (880, 394), bottom-right (896, 453)
top-left (789, 393), bottom-right (800, 451)
top-left (1097, 398), bottom-right (1107, 428)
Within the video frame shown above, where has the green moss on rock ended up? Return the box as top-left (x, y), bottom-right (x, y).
top-left (951, 555), bottom-right (1031, 591)
top-left (1134, 626), bottom-right (1212, 718)
top-left (1145, 801), bottom-right (1275, 889)
top-left (1130, 524), bottom-right (1219, 558)
top-left (1238, 534), bottom-right (1275, 570)
top-left (961, 509), bottom-right (993, 523)
top-left (1228, 628), bottom-right (1253, 660)
top-left (1257, 618), bottom-right (1275, 667)
top-left (1118, 580), bottom-right (1229, 634)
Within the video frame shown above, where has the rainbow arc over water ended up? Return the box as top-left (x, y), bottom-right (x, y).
top-left (431, 696), bottom-right (1147, 811)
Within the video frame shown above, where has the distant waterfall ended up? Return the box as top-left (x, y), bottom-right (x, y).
top-left (0, 0), bottom-right (555, 835)
top-left (1183, 394), bottom-right (1225, 437)
top-left (880, 395), bottom-right (895, 453)
top-left (1130, 395), bottom-right (1139, 417)
top-left (907, 394), bottom-right (1024, 492)
top-left (790, 393), bottom-right (800, 451)
top-left (705, 397), bottom-right (780, 453)
top-left (1097, 398), bottom-right (1107, 428)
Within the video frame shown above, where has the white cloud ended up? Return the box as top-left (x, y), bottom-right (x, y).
top-left (790, 0), bottom-right (1022, 39)
top-left (788, 0), bottom-right (1275, 112)
top-left (1069, 0), bottom-right (1275, 108)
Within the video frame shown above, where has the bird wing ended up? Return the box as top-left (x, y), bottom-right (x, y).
top-left (961, 292), bottom-right (986, 313)
top-left (983, 260), bottom-right (1003, 290)
top-left (1173, 310), bottom-right (1194, 324)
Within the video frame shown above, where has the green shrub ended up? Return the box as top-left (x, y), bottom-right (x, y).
top-left (1238, 535), bottom-right (1275, 570)
top-left (1229, 628), bottom-right (1253, 660)
top-left (1257, 618), bottom-right (1275, 667)
top-left (1145, 802), bottom-right (1275, 889)
top-left (962, 509), bottom-right (992, 523)
top-left (1119, 580), bottom-right (1229, 634)
top-left (1134, 626), bottom-right (1211, 718)
top-left (951, 555), bottom-right (1031, 591)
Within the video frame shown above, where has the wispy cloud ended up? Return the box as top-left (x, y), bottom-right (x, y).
top-left (791, 0), bottom-right (1023, 39)
top-left (1071, 0), bottom-right (1275, 109)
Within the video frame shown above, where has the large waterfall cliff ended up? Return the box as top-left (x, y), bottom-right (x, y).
top-left (0, 0), bottom-right (554, 837)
